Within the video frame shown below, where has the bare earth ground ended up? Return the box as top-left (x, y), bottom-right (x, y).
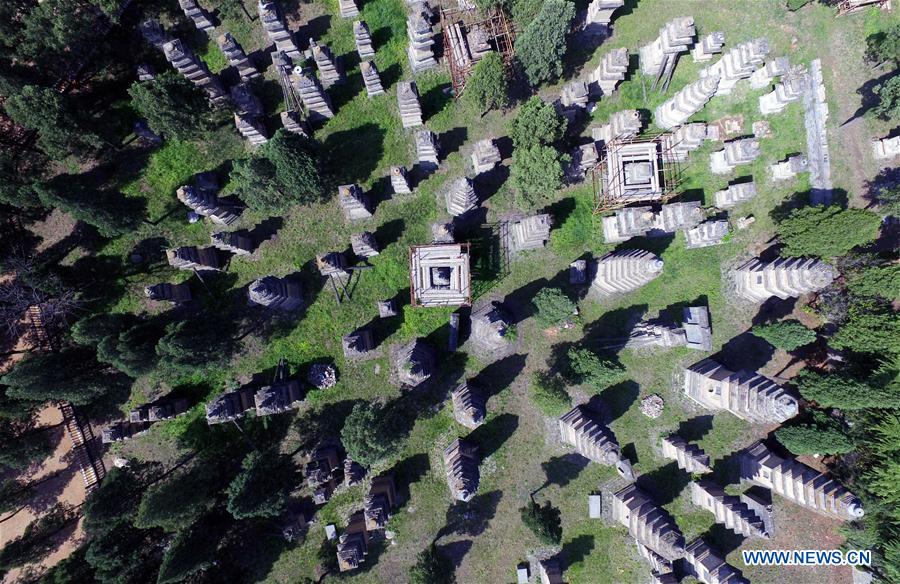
top-left (0, 407), bottom-right (86, 583)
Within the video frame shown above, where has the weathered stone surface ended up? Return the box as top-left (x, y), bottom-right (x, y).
top-left (611, 484), bottom-right (685, 560)
top-left (684, 358), bottom-right (798, 423)
top-left (280, 110), bottom-right (309, 136)
top-left (445, 177), bottom-right (478, 216)
top-left (407, 5), bottom-right (437, 72)
top-left (591, 250), bottom-right (663, 297)
top-left (336, 512), bottom-right (368, 571)
top-left (639, 394), bottom-right (665, 418)
top-left (137, 63), bottom-right (156, 81)
top-left (316, 252), bottom-right (349, 277)
top-left (177, 183), bottom-right (240, 225)
top-left (206, 385), bottom-right (255, 424)
top-left (410, 244), bottom-right (470, 306)
top-left (872, 135), bottom-right (900, 159)
top-left (683, 539), bottom-right (750, 584)
top-left (431, 222), bottom-right (454, 243)
top-left (692, 31), bottom-right (725, 62)
top-left (218, 32), bottom-right (260, 80)
top-left (254, 379), bottom-right (304, 416)
top-left (415, 130), bottom-right (440, 172)
top-left (510, 214), bottom-right (551, 252)
top-left (140, 18), bottom-right (171, 49)
top-left (397, 81), bottom-right (424, 128)
top-left (395, 338), bottom-right (435, 386)
top-left (655, 75), bottom-right (720, 130)
top-left (602, 203), bottom-right (703, 243)
top-left (685, 220), bottom-right (729, 249)
top-left (145, 282), bottom-right (192, 304)
top-left (749, 56), bottom-right (790, 89)
top-left (338, 184), bottom-right (374, 220)
top-left (592, 109), bottom-right (642, 143)
top-left (662, 123), bottom-right (708, 162)
top-left (311, 39), bottom-right (344, 87)
top-left (389, 166), bottom-right (412, 195)
top-left (234, 113), bottom-right (268, 146)
top-left (471, 138), bottom-right (501, 174)
top-left (690, 480), bottom-right (768, 538)
top-left (451, 381), bottom-right (486, 429)
top-left (248, 275), bottom-right (303, 310)
top-left (211, 230), bottom-right (255, 255)
top-left (166, 246), bottom-right (222, 271)
top-left (714, 181), bottom-right (757, 209)
top-left (339, 0), bottom-right (359, 18)
top-left (295, 73), bottom-right (334, 121)
top-left (733, 257), bottom-right (834, 302)
top-left (469, 301), bottom-right (514, 358)
top-left (351, 231), bottom-right (380, 258)
top-left (710, 138), bottom-right (760, 174)
top-left (378, 299), bottom-right (398, 317)
top-left (700, 38), bottom-right (769, 96)
top-left (179, 0), bottom-right (215, 32)
top-left (354, 21), bottom-right (376, 59)
top-left (163, 39), bottom-right (227, 104)
top-left (364, 475), bottom-right (397, 530)
top-left (259, 1), bottom-right (301, 59)
top-left (661, 434), bottom-right (712, 473)
top-left (560, 80), bottom-right (590, 111)
top-left (639, 17), bottom-right (696, 77)
top-left (360, 61), bottom-right (384, 97)
top-left (307, 363), bottom-right (337, 388)
top-left (770, 154), bottom-right (809, 181)
top-left (443, 438), bottom-right (479, 501)
top-left (560, 405), bottom-right (633, 479)
top-left (586, 0), bottom-right (624, 29)
top-left (759, 67), bottom-right (807, 115)
top-left (342, 327), bottom-right (375, 358)
top-left (590, 47), bottom-right (629, 95)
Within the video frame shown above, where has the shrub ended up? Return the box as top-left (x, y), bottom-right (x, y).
top-left (520, 499), bottom-right (562, 545)
top-left (750, 320), bottom-right (817, 351)
top-left (775, 411), bottom-right (854, 455)
top-left (793, 368), bottom-right (900, 410)
top-left (510, 96), bottom-right (567, 148)
top-left (830, 300), bottom-right (900, 355)
top-left (776, 205), bottom-right (881, 258)
top-left (533, 287), bottom-right (576, 327)
top-left (340, 402), bottom-right (400, 466)
top-left (872, 75), bottom-right (900, 121)
top-left (848, 265), bottom-right (900, 300)
top-left (128, 72), bottom-right (215, 141)
top-left (565, 347), bottom-right (626, 389)
top-left (529, 372), bottom-right (571, 417)
top-left (510, 144), bottom-right (568, 208)
top-left (409, 544), bottom-right (455, 584)
top-left (865, 23), bottom-right (900, 66)
top-left (465, 52), bottom-right (509, 112)
top-left (514, 0), bottom-right (575, 86)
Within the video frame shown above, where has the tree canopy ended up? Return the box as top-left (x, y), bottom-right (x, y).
top-left (532, 287), bottom-right (577, 327)
top-left (848, 264), bottom-right (900, 301)
top-left (465, 52), bottom-right (509, 112)
top-left (751, 320), bottom-right (817, 351)
top-left (226, 450), bottom-right (292, 520)
top-left (565, 347), bottom-right (626, 390)
top-left (513, 0), bottom-right (575, 86)
top-left (340, 401), bottom-right (400, 466)
top-left (775, 411), bottom-right (854, 456)
top-left (33, 176), bottom-right (142, 238)
top-left (128, 72), bottom-right (216, 141)
top-left (135, 465), bottom-right (218, 532)
top-left (793, 368), bottom-right (900, 410)
top-left (1, 348), bottom-right (129, 406)
top-left (776, 205), bottom-right (881, 258)
top-left (4, 85), bottom-right (103, 160)
top-left (865, 23), bottom-right (900, 66)
top-left (519, 499), bottom-right (562, 545)
top-left (872, 74), bottom-right (900, 121)
top-left (409, 544), bottom-right (455, 584)
top-left (510, 97), bottom-right (567, 148)
top-left (156, 317), bottom-right (236, 378)
top-left (96, 321), bottom-right (164, 378)
top-left (830, 301), bottom-right (900, 355)
top-left (529, 372), bottom-right (571, 418)
top-left (510, 144), bottom-right (567, 208)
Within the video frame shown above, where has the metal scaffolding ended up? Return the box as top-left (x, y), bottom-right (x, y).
top-left (440, 6), bottom-right (516, 98)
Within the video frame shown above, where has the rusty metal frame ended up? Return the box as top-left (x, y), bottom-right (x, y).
top-left (440, 6), bottom-right (516, 98)
top-left (409, 243), bottom-right (473, 308)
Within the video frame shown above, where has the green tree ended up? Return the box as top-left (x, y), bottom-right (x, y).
top-left (465, 52), bottom-right (509, 112)
top-left (33, 177), bottom-right (142, 238)
top-left (135, 465), bottom-right (217, 532)
top-left (42, 546), bottom-right (96, 584)
top-left (510, 144), bottom-right (568, 208)
top-left (226, 450), bottom-right (292, 520)
top-left (776, 205), bottom-right (881, 258)
top-left (128, 72), bottom-right (215, 141)
top-left (71, 313), bottom-right (135, 346)
top-left (870, 180), bottom-right (900, 217)
top-left (793, 368), bottom-right (900, 410)
top-left (510, 96), bottom-right (567, 148)
top-left (529, 372), bottom-right (571, 417)
top-left (565, 347), bottom-right (626, 389)
top-left (409, 544), bottom-right (454, 584)
top-left (830, 301), bottom-right (900, 355)
top-left (340, 402), bottom-right (400, 466)
top-left (4, 85), bottom-right (103, 159)
top-left (0, 153), bottom-right (41, 209)
top-left (533, 287), bottom-right (576, 327)
top-left (156, 523), bottom-right (219, 584)
top-left (513, 0), bottom-right (575, 86)
top-left (865, 23), bottom-right (900, 66)
top-left (848, 264), bottom-right (900, 300)
top-left (751, 320), bottom-right (817, 351)
top-left (156, 318), bottom-right (236, 377)
top-left (230, 130), bottom-right (324, 213)
top-left (775, 411), bottom-right (854, 455)
top-left (96, 322), bottom-right (164, 378)
top-left (519, 499), bottom-right (562, 545)
top-left (872, 75), bottom-right (900, 121)
top-left (85, 519), bottom-right (162, 584)
top-left (1, 348), bottom-right (129, 406)
top-left (18, 0), bottom-right (100, 63)
top-left (0, 424), bottom-right (54, 470)
top-left (0, 503), bottom-right (79, 571)
top-left (0, 478), bottom-right (31, 516)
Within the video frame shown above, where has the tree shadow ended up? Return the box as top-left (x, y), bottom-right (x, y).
top-left (750, 296), bottom-right (798, 326)
top-left (843, 69), bottom-right (897, 124)
top-left (863, 165), bottom-right (900, 209)
top-left (380, 63), bottom-right (402, 91)
top-left (501, 277), bottom-right (550, 324)
top-left (372, 26), bottom-right (394, 49)
top-left (421, 81), bottom-right (453, 122)
top-left (535, 453), bottom-right (590, 494)
top-left (469, 353), bottom-right (527, 398)
top-left (676, 415), bottom-right (714, 442)
top-left (635, 461), bottom-right (688, 506)
top-left (288, 400), bottom-right (362, 455)
top-left (613, 234), bottom-right (675, 257)
top-left (437, 489), bottom-right (502, 539)
top-left (562, 534), bottom-right (595, 569)
top-left (679, 188), bottom-right (706, 205)
top-left (374, 218), bottom-right (405, 249)
top-left (247, 216), bottom-right (285, 245)
top-left (700, 524), bottom-right (746, 557)
top-left (439, 127), bottom-right (469, 159)
top-left (305, 14), bottom-right (333, 41)
top-left (387, 453), bottom-right (430, 506)
top-left (597, 380), bottom-right (640, 423)
top-left (436, 538), bottom-right (473, 569)
top-left (322, 123), bottom-right (386, 185)
top-left (546, 196), bottom-right (576, 229)
top-left (467, 413), bottom-right (518, 459)
top-left (716, 331), bottom-right (776, 373)
top-left (473, 165), bottom-right (510, 203)
top-left (581, 304), bottom-right (649, 355)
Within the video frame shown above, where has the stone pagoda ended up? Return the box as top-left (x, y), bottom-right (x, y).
top-left (397, 81), bottom-right (424, 128)
top-left (445, 177), bottom-right (478, 216)
top-left (700, 38), bottom-right (770, 96)
top-left (354, 21), bottom-right (375, 59)
top-left (710, 138), bottom-right (760, 174)
top-left (759, 69), bottom-right (807, 115)
top-left (145, 282), bottom-right (191, 304)
top-left (407, 8), bottom-right (437, 73)
top-left (770, 154), bottom-right (809, 181)
top-left (336, 512), bottom-right (368, 572)
top-left (639, 17), bottom-right (696, 77)
top-left (471, 139), bottom-right (501, 174)
top-left (591, 250), bottom-right (664, 297)
top-left (178, 0), bottom-right (215, 32)
top-left (360, 61), bottom-right (384, 97)
top-left (316, 252), bottom-right (349, 278)
top-left (211, 231), bottom-right (255, 255)
top-left (661, 435), bottom-right (712, 474)
top-left (602, 202), bottom-right (703, 243)
top-left (749, 56), bottom-right (790, 89)
top-left (166, 246), bottom-right (222, 271)
top-left (689, 480), bottom-right (769, 538)
top-left (391, 166), bottom-right (412, 194)
top-left (254, 379), bottom-right (304, 416)
top-left (592, 109), bottom-right (643, 144)
top-left (585, 0), bottom-right (625, 32)
top-left (415, 130), bottom-right (440, 172)
top-left (469, 302), bottom-right (514, 359)
top-left (235, 113), bottom-right (268, 146)
top-left (217, 33), bottom-right (260, 81)
top-left (611, 484), bottom-right (685, 561)
top-left (654, 75), bottom-right (720, 130)
top-left (395, 338), bottom-right (436, 387)
top-left (351, 232), bottom-right (380, 258)
top-left (176, 185), bottom-right (240, 225)
top-left (740, 441), bottom-right (864, 521)
top-left (559, 405), bottom-right (633, 479)
top-left (140, 18), bottom-right (171, 49)
top-left (280, 110), bottom-right (308, 136)
top-left (295, 74), bottom-right (334, 121)
top-left (636, 541), bottom-right (674, 578)
top-left (872, 135), bottom-right (900, 159)
top-left (732, 257), bottom-right (835, 302)
top-left (410, 244), bottom-right (471, 306)
top-left (685, 220), bottom-right (729, 249)
top-left (311, 40), bottom-right (344, 87)
top-left (338, 184), bottom-right (374, 220)
top-left (364, 475), bottom-right (397, 531)
top-left (560, 80), bottom-right (590, 112)
top-left (259, 1), bottom-right (301, 60)
top-left (691, 31), bottom-right (725, 62)
top-left (590, 48), bottom-right (629, 96)
top-left (509, 214), bottom-right (551, 252)
top-left (248, 275), bottom-right (303, 310)
top-left (163, 40), bottom-right (227, 105)
top-left (661, 123), bottom-right (707, 162)
top-left (451, 381), bottom-right (486, 429)
top-left (338, 0), bottom-right (359, 18)
top-left (683, 358), bottom-right (798, 423)
top-left (714, 182), bottom-right (757, 209)
top-left (205, 386), bottom-right (255, 424)
top-left (443, 438), bottom-right (479, 501)
top-left (342, 327), bottom-right (375, 359)
top-left (683, 539), bottom-right (750, 584)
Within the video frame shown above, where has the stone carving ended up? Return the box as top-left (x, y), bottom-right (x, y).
top-left (443, 438), bottom-right (479, 501)
top-left (683, 358), bottom-right (799, 423)
top-left (559, 405), bottom-right (633, 479)
top-left (714, 181), bottom-right (757, 209)
top-left (445, 177), bottom-right (478, 216)
top-left (316, 252), bottom-right (349, 277)
top-left (685, 220), bottom-right (729, 249)
top-left (137, 64), bottom-right (156, 81)
top-left (235, 113), bottom-right (268, 146)
top-left (166, 246), bottom-right (222, 271)
top-left (361, 61), bottom-right (385, 97)
top-left (163, 39), bottom-right (227, 104)
top-left (407, 5), bottom-right (438, 72)
top-left (661, 123), bottom-right (707, 162)
top-left (176, 184), bottom-right (240, 225)
top-left (259, 1), bottom-right (301, 59)
top-left (710, 138), bottom-right (760, 174)
top-left (683, 539), bottom-right (750, 584)
top-left (639, 17), bottom-right (696, 77)
top-left (471, 138), bottom-right (501, 174)
top-left (218, 33), bottom-right (260, 80)
top-left (311, 39), bottom-right (344, 87)
top-left (391, 166), bottom-right (412, 194)
top-left (395, 338), bottom-right (436, 386)
top-left (700, 38), bottom-right (770, 96)
top-left (770, 154), bottom-right (809, 181)
top-left (280, 110), bottom-right (309, 136)
top-left (410, 244), bottom-right (470, 306)
top-left (733, 257), bottom-right (835, 302)
top-left (661, 434), bottom-right (712, 474)
top-left (560, 80), bottom-right (590, 111)
top-left (591, 250), bottom-right (664, 297)
top-left (510, 214), bottom-right (551, 252)
top-left (295, 73), bottom-right (335, 121)
top-left (205, 385), bottom-right (255, 424)
top-left (451, 381), bottom-right (486, 429)
top-left (469, 301), bottom-right (514, 358)
top-left (355, 21), bottom-right (376, 59)
top-left (337, 512), bottom-right (368, 571)
top-left (655, 75), bottom-right (720, 130)
top-left (689, 480), bottom-right (768, 538)
top-left (691, 32), bottom-right (725, 62)
top-left (145, 282), bottom-right (192, 304)
top-left (339, 0), bottom-right (359, 18)
top-left (342, 328), bottom-right (375, 358)
top-left (611, 484), bottom-right (685, 560)
top-left (592, 109), bottom-right (643, 144)
top-left (585, 0), bottom-right (625, 31)
top-left (759, 68), bottom-right (807, 115)
top-left (639, 395), bottom-right (665, 418)
top-left (307, 363), bottom-right (337, 388)
top-left (248, 276), bottom-right (303, 310)
top-left (338, 184), bottom-right (374, 220)
top-left (254, 379), bottom-right (304, 416)
top-left (364, 475), bottom-right (397, 530)
top-left (749, 56), bottom-right (790, 89)
top-left (211, 231), bottom-right (255, 255)
top-left (415, 130), bottom-right (440, 172)
top-left (179, 0), bottom-right (215, 32)
top-left (602, 202), bottom-right (702, 243)
top-left (432, 222), bottom-right (455, 243)
top-left (590, 48), bottom-right (629, 96)
top-left (351, 232), bottom-right (380, 258)
top-left (397, 81), bottom-right (424, 128)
